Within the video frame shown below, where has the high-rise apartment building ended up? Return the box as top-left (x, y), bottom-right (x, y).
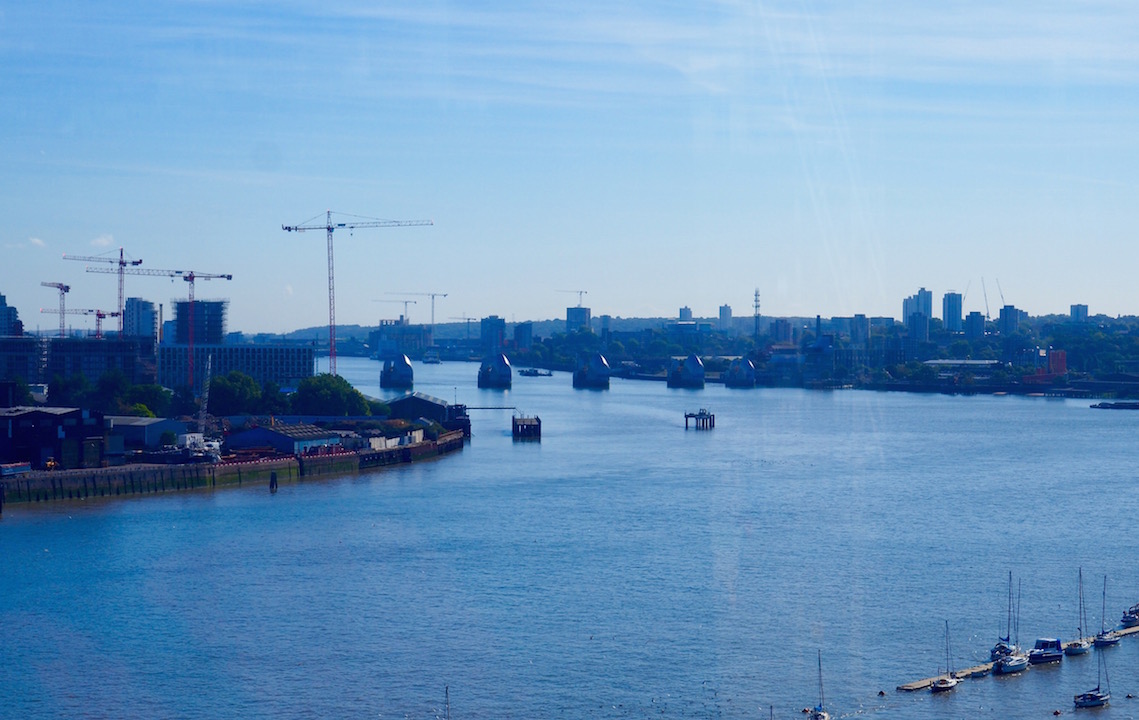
top-left (902, 288), bottom-right (933, 323)
top-left (566, 306), bottom-right (591, 333)
top-left (942, 292), bottom-right (963, 332)
top-left (965, 311), bottom-right (985, 340)
top-left (998, 305), bottom-right (1020, 335)
top-left (124, 297), bottom-right (158, 339)
top-left (851, 314), bottom-right (870, 346)
top-left (481, 315), bottom-right (506, 351)
top-left (718, 305), bottom-right (732, 332)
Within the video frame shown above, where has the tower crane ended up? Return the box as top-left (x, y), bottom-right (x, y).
top-left (373, 299), bottom-right (417, 324)
top-left (39, 308), bottom-right (120, 339)
top-left (282, 210), bottom-right (433, 376)
top-left (386, 291), bottom-right (447, 339)
top-left (63, 248), bottom-right (142, 332)
top-left (40, 282), bottom-right (70, 338)
top-left (450, 315), bottom-right (474, 341)
top-left (86, 266), bottom-right (232, 390)
top-left (557, 289), bottom-right (589, 307)
top-left (199, 354), bottom-right (213, 435)
top-left (981, 277), bottom-right (991, 320)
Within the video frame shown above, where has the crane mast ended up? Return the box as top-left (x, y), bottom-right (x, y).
top-left (39, 308), bottom-right (119, 339)
top-left (86, 266), bottom-right (231, 390)
top-left (63, 248), bottom-right (142, 332)
top-left (40, 282), bottom-right (70, 338)
top-left (386, 291), bottom-right (448, 340)
top-left (283, 211), bottom-right (433, 375)
top-left (374, 299), bottom-right (417, 324)
top-left (199, 354), bottom-right (213, 434)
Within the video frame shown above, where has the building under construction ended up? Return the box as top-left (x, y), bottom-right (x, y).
top-left (158, 300), bottom-right (313, 394)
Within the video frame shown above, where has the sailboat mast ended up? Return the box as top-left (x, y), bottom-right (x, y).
top-left (1102, 651), bottom-right (1109, 692)
top-left (1004, 570), bottom-right (1012, 643)
top-left (1102, 576), bottom-right (1108, 634)
top-left (1078, 567), bottom-right (1084, 637)
top-left (945, 620), bottom-right (952, 675)
top-left (817, 649), bottom-right (825, 709)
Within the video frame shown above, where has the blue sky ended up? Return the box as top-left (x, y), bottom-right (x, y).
top-left (4, 1), bottom-right (1139, 334)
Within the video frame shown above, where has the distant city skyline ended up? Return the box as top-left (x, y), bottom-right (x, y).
top-left (5, 2), bottom-right (1139, 333)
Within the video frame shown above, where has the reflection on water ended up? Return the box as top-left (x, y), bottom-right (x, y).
top-left (3, 357), bottom-right (1138, 718)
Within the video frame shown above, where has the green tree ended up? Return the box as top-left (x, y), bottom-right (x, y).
top-left (125, 384), bottom-right (173, 417)
top-left (170, 386), bottom-right (198, 417)
top-left (6, 378), bottom-right (35, 405)
top-left (368, 399), bottom-right (391, 417)
top-left (292, 373), bottom-right (371, 416)
top-left (125, 402), bottom-right (156, 417)
top-left (210, 371), bottom-right (262, 416)
top-left (260, 381), bottom-right (290, 414)
top-left (48, 373), bottom-right (91, 407)
top-left (91, 369), bottom-right (131, 413)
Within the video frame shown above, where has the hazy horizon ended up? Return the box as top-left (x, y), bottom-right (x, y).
top-left (6, 2), bottom-right (1139, 333)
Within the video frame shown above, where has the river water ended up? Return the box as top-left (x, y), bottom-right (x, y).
top-left (3, 356), bottom-right (1138, 719)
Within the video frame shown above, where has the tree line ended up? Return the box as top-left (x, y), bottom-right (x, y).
top-left (39, 371), bottom-right (388, 418)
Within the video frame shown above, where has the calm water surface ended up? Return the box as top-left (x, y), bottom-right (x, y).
top-left (3, 356), bottom-right (1138, 719)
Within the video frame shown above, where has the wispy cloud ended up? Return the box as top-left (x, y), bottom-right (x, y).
top-left (91, 234), bottom-right (113, 247)
top-left (29, 237), bottom-right (45, 247)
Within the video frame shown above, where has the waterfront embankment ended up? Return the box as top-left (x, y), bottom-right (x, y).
top-left (0, 430), bottom-right (465, 511)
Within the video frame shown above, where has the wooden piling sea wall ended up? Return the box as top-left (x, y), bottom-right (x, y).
top-left (0, 432), bottom-right (465, 510)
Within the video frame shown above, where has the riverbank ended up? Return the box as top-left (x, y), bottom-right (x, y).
top-left (0, 430), bottom-right (465, 511)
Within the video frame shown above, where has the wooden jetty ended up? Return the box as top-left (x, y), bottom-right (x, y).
top-left (897, 625), bottom-right (1139, 692)
top-left (512, 415), bottom-right (541, 441)
top-left (684, 409), bottom-right (715, 429)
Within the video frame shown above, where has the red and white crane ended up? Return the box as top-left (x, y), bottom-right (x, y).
top-left (62, 248), bottom-right (142, 333)
top-left (282, 210), bottom-right (432, 376)
top-left (39, 308), bottom-right (120, 339)
top-left (86, 266), bottom-right (232, 389)
top-left (40, 282), bottom-right (70, 338)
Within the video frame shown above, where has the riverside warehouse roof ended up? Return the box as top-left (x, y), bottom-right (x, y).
top-left (260, 423), bottom-right (341, 441)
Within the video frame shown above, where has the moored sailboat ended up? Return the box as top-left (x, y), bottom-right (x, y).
top-left (1074, 651), bottom-right (1110, 708)
top-left (1066, 568), bottom-right (1091, 656)
top-left (993, 578), bottom-right (1029, 675)
top-left (809, 650), bottom-right (830, 720)
top-left (930, 620), bottom-right (960, 693)
top-left (1095, 575), bottom-right (1121, 648)
top-left (991, 571), bottom-right (1015, 661)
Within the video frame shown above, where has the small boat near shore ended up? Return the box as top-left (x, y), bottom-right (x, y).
top-left (1096, 576), bottom-right (1121, 647)
top-left (994, 651), bottom-right (1029, 675)
top-left (809, 650), bottom-right (831, 720)
top-left (1074, 651), bottom-right (1110, 709)
top-left (1121, 602), bottom-right (1139, 628)
top-left (1028, 638), bottom-right (1063, 665)
top-left (930, 620), bottom-right (960, 693)
top-left (991, 571), bottom-right (1019, 661)
top-left (1066, 568), bottom-right (1092, 656)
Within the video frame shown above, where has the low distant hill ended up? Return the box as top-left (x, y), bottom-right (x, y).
top-left (274, 317), bottom-right (689, 343)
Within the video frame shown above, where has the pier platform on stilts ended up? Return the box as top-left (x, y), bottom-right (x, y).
top-left (685, 409), bottom-right (715, 430)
